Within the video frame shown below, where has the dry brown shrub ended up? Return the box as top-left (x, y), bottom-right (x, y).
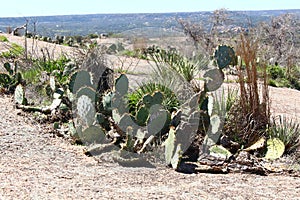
top-left (223, 33), bottom-right (270, 147)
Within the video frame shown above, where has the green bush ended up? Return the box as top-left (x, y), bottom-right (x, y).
top-left (267, 65), bottom-right (300, 90)
top-left (0, 35), bottom-right (9, 42)
top-left (22, 56), bottom-right (72, 84)
top-left (267, 65), bottom-right (285, 79)
top-left (1, 43), bottom-right (24, 58)
top-left (88, 33), bottom-right (99, 39)
top-left (121, 49), bottom-right (147, 59)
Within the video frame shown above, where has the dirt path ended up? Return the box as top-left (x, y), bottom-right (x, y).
top-left (0, 94), bottom-right (300, 199)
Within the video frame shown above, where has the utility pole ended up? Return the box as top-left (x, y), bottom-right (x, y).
top-left (24, 19), bottom-right (29, 60)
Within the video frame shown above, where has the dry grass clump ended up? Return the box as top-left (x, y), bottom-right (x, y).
top-left (223, 33), bottom-right (270, 148)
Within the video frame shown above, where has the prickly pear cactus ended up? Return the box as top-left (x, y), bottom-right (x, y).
top-left (4, 63), bottom-right (13, 75)
top-left (127, 82), bottom-right (179, 116)
top-left (76, 86), bottom-right (97, 103)
top-left (164, 128), bottom-right (182, 169)
top-left (202, 96), bottom-right (224, 152)
top-left (69, 70), bottom-right (94, 93)
top-left (147, 104), bottom-right (171, 135)
top-left (14, 84), bottom-right (26, 105)
top-left (115, 73), bottom-right (128, 96)
top-left (135, 106), bottom-right (149, 126)
top-left (0, 73), bottom-right (12, 87)
top-left (214, 45), bottom-right (236, 69)
top-left (164, 128), bottom-right (176, 165)
top-left (203, 68), bottom-right (224, 92)
top-left (265, 137), bottom-right (285, 160)
top-left (79, 125), bottom-right (106, 144)
top-left (76, 94), bottom-right (96, 127)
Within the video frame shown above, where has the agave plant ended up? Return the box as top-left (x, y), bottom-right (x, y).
top-left (268, 115), bottom-right (300, 154)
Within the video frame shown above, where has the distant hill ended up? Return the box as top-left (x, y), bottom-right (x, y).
top-left (0, 10), bottom-right (299, 38)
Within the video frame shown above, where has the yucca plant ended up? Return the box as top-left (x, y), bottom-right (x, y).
top-left (145, 46), bottom-right (208, 92)
top-left (212, 87), bottom-right (238, 118)
top-left (127, 82), bottom-right (180, 116)
top-left (268, 115), bottom-right (300, 154)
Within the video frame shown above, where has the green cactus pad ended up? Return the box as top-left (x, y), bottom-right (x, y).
top-left (80, 125), bottom-right (106, 144)
top-left (214, 45), bottom-right (236, 69)
top-left (4, 63), bottom-right (13, 75)
top-left (69, 70), bottom-right (93, 93)
top-left (76, 94), bottom-right (96, 127)
top-left (115, 74), bottom-right (128, 96)
top-left (147, 105), bottom-right (171, 135)
top-left (14, 84), bottom-right (26, 105)
top-left (164, 128), bottom-right (176, 165)
top-left (136, 106), bottom-right (150, 126)
top-left (152, 91), bottom-right (164, 105)
top-left (76, 86), bottom-right (97, 102)
top-left (118, 113), bottom-right (136, 133)
top-left (265, 137), bottom-right (285, 160)
top-left (142, 94), bottom-right (153, 108)
top-left (203, 68), bottom-right (224, 92)
top-left (171, 144), bottom-right (182, 169)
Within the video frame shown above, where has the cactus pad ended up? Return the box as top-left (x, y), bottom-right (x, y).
top-left (115, 74), bottom-right (128, 96)
top-left (164, 128), bottom-right (176, 165)
top-left (14, 84), bottom-right (26, 105)
top-left (214, 45), bottom-right (236, 69)
top-left (80, 125), bottom-right (106, 144)
top-left (76, 95), bottom-right (96, 127)
top-left (69, 70), bottom-right (93, 93)
top-left (203, 68), bottom-right (224, 92)
top-left (265, 137), bottom-right (285, 160)
top-left (136, 106), bottom-right (150, 126)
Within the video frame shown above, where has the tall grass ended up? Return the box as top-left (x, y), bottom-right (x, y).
top-left (223, 33), bottom-right (270, 147)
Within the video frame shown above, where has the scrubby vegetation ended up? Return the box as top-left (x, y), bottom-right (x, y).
top-left (0, 9), bottom-right (299, 175)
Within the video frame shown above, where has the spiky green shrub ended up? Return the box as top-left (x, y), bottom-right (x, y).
top-left (268, 116), bottom-right (300, 154)
top-left (127, 82), bottom-right (180, 116)
top-left (145, 46), bottom-right (207, 83)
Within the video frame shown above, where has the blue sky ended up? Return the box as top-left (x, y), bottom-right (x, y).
top-left (0, 0), bottom-right (299, 17)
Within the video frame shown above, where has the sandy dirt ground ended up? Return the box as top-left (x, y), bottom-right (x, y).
top-left (0, 34), bottom-right (300, 199)
top-left (0, 94), bottom-right (300, 199)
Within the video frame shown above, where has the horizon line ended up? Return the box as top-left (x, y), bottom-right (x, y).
top-left (0, 8), bottom-right (299, 19)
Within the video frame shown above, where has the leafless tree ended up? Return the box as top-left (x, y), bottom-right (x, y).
top-left (257, 13), bottom-right (300, 68)
top-left (177, 8), bottom-right (231, 55)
